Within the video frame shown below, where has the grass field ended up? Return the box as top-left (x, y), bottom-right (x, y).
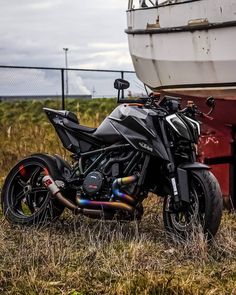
top-left (0, 100), bottom-right (236, 294)
top-left (0, 99), bottom-right (116, 184)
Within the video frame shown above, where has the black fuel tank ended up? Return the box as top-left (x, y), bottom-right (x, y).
top-left (94, 104), bottom-right (169, 160)
top-left (109, 104), bottom-right (157, 138)
top-left (94, 104), bottom-right (156, 143)
top-left (93, 113), bottom-right (123, 144)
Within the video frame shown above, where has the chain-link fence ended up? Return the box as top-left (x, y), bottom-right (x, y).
top-left (0, 65), bottom-right (142, 109)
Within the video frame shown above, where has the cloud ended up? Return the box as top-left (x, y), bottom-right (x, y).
top-left (90, 43), bottom-right (128, 50)
top-left (0, 68), bottom-right (60, 95)
top-left (0, 0), bottom-right (142, 97)
top-left (27, 2), bottom-right (61, 11)
top-left (0, 0), bottom-right (132, 67)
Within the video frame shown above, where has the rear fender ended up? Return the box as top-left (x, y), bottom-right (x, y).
top-left (54, 154), bottom-right (72, 179)
top-left (31, 153), bottom-right (71, 180)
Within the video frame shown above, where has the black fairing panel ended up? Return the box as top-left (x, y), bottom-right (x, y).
top-left (93, 117), bottom-right (123, 144)
top-left (95, 104), bottom-right (169, 160)
top-left (44, 105), bottom-right (169, 161)
top-left (44, 108), bottom-right (101, 153)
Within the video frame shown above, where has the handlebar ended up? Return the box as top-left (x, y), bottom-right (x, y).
top-left (180, 98), bottom-right (215, 121)
top-left (117, 92), bottom-right (215, 121)
top-left (197, 111), bottom-right (214, 121)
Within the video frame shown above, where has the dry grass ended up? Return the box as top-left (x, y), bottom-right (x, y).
top-left (0, 100), bottom-right (236, 294)
top-left (0, 99), bottom-right (116, 185)
top-left (0, 201), bottom-right (236, 294)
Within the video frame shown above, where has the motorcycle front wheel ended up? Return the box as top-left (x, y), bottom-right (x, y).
top-left (1, 155), bottom-right (65, 226)
top-left (163, 170), bottom-right (223, 239)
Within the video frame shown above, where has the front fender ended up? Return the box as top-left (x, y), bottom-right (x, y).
top-left (177, 162), bottom-right (210, 203)
top-left (179, 162), bottom-right (210, 170)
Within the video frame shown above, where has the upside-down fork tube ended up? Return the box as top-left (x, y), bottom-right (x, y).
top-left (112, 176), bottom-right (137, 205)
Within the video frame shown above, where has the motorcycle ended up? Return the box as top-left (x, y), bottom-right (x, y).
top-left (1, 79), bottom-right (223, 238)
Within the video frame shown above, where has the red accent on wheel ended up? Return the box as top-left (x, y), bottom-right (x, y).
top-left (44, 168), bottom-right (49, 175)
top-left (19, 165), bottom-right (26, 177)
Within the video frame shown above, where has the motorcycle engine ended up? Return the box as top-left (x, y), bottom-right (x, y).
top-left (82, 171), bottom-right (105, 196)
top-left (81, 151), bottom-right (134, 201)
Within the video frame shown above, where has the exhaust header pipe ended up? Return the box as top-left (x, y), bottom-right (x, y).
top-left (112, 175), bottom-right (137, 205)
top-left (42, 175), bottom-right (136, 216)
top-left (76, 198), bottom-right (134, 212)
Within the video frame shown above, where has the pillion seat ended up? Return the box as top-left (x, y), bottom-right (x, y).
top-left (43, 108), bottom-right (97, 134)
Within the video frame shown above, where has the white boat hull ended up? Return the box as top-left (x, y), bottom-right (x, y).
top-left (126, 0), bottom-right (236, 98)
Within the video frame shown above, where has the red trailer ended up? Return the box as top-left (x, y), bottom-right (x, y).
top-left (179, 96), bottom-right (236, 208)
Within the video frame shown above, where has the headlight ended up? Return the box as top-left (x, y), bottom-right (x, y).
top-left (184, 117), bottom-right (201, 144)
top-left (166, 114), bottom-right (191, 141)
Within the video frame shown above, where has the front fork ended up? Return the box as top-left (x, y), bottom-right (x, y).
top-left (164, 168), bottom-right (190, 214)
top-left (159, 119), bottom-right (192, 208)
top-left (167, 164), bottom-right (190, 207)
top-left (167, 149), bottom-right (198, 206)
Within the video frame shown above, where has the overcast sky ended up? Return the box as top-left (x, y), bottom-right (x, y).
top-left (0, 0), bottom-right (142, 96)
top-left (0, 0), bottom-right (132, 69)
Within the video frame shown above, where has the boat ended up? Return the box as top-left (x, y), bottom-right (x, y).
top-left (126, 0), bottom-right (236, 207)
top-left (126, 0), bottom-right (236, 99)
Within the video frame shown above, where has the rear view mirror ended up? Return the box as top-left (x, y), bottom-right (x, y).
top-left (206, 96), bottom-right (215, 108)
top-left (114, 79), bottom-right (130, 90)
top-left (114, 79), bottom-right (130, 103)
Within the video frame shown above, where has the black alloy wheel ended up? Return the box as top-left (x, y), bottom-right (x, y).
top-left (1, 156), bottom-right (64, 226)
top-left (163, 170), bottom-right (223, 239)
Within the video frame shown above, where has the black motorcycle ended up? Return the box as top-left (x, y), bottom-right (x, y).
top-left (1, 79), bottom-right (223, 238)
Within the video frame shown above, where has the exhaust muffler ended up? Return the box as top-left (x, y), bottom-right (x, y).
top-left (42, 175), bottom-right (79, 212)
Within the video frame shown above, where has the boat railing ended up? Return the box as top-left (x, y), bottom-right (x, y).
top-left (128, 0), bottom-right (200, 10)
top-left (128, 0), bottom-right (158, 10)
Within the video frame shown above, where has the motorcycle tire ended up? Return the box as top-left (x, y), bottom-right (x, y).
top-left (163, 170), bottom-right (223, 239)
top-left (1, 155), bottom-right (65, 226)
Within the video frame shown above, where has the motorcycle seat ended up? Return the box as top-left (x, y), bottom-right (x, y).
top-left (43, 108), bottom-right (79, 123)
top-left (43, 108), bottom-right (97, 133)
top-left (63, 118), bottom-right (97, 133)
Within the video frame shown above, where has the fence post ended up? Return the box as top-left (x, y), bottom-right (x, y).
top-left (121, 71), bottom-right (124, 99)
top-left (61, 69), bottom-right (65, 110)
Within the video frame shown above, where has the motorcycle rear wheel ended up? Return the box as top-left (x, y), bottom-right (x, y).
top-left (163, 170), bottom-right (223, 239)
top-left (1, 155), bottom-right (65, 226)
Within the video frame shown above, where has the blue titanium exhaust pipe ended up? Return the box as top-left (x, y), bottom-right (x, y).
top-left (112, 175), bottom-right (137, 205)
